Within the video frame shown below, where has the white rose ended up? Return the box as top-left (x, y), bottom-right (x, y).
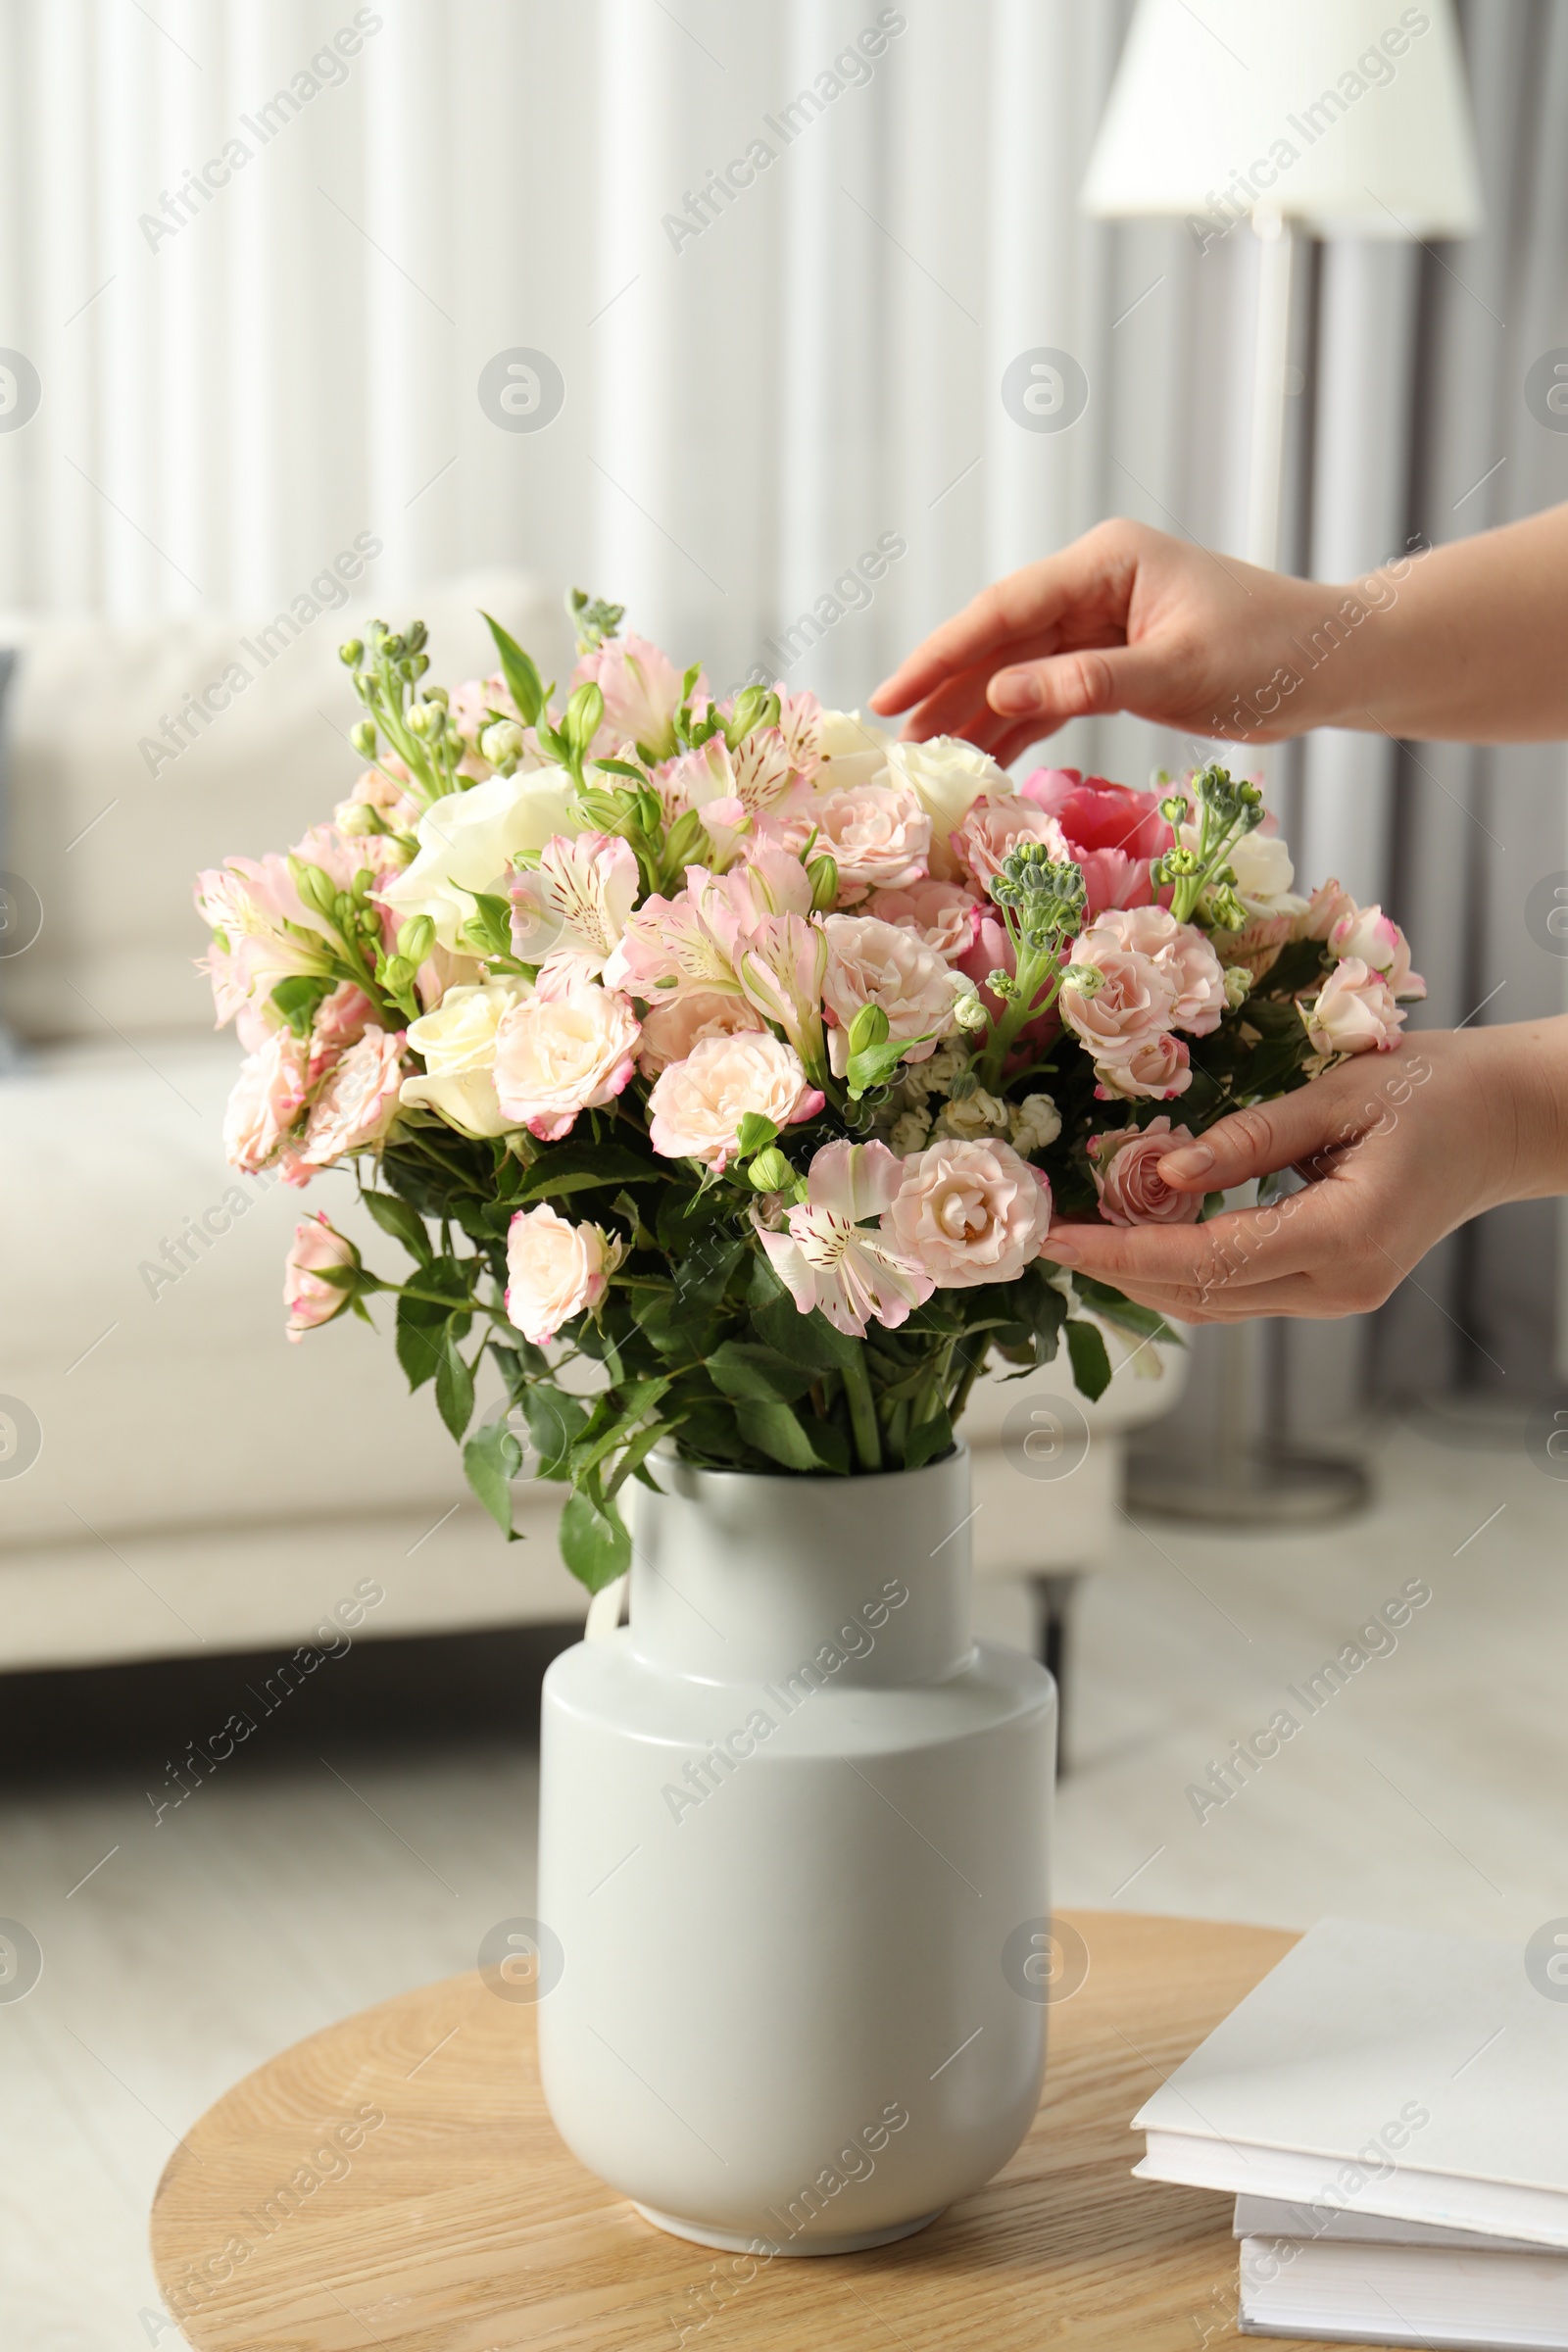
top-left (401, 980), bottom-right (531, 1138)
top-left (885, 736), bottom-right (1013, 879)
top-left (378, 764), bottom-right (579, 951)
top-left (1180, 815), bottom-right (1305, 918)
top-left (505, 1204), bottom-right (624, 1346)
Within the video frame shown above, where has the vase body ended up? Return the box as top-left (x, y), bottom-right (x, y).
top-left (536, 1446), bottom-right (1055, 2254)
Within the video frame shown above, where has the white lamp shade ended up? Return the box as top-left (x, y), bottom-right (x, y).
top-left (1082, 0), bottom-right (1483, 238)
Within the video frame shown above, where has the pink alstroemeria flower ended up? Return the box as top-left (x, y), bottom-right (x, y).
top-left (756, 1140), bottom-right (933, 1338)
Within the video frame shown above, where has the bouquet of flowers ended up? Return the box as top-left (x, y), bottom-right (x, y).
top-left (196, 595), bottom-right (1423, 1589)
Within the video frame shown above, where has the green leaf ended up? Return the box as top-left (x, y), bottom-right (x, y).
top-left (734, 1396), bottom-right (825, 1472)
top-left (707, 1341), bottom-right (816, 1405)
top-left (435, 1328), bottom-right (476, 1440)
top-left (396, 1293), bottom-right (451, 1390)
top-left (520, 1385), bottom-right (590, 1478)
top-left (593, 757), bottom-right (648, 781)
top-left (480, 610), bottom-right (546, 727)
top-left (903, 1407), bottom-right (954, 1472)
top-left (752, 1293), bottom-right (858, 1374)
top-left (362, 1189), bottom-right (433, 1263)
top-left (464, 1419), bottom-right (523, 1539)
top-left (845, 1036), bottom-right (915, 1099)
top-left (456, 888), bottom-right (514, 961)
top-left (604, 1418), bottom-right (670, 1500)
top-left (270, 974), bottom-right (334, 1037)
top-left (733, 1112), bottom-right (779, 1159)
top-left (513, 1138), bottom-right (660, 1201)
top-left (1071, 1275), bottom-right (1182, 1348)
top-left (559, 1489), bottom-right (632, 1592)
top-left (1064, 1318), bottom-right (1113, 1402)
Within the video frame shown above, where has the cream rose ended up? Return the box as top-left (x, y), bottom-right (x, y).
top-left (1301, 958), bottom-right (1406, 1055)
top-left (402, 980), bottom-right (532, 1138)
top-left (299, 1027), bottom-right (406, 1166)
top-left (223, 1029), bottom-right (308, 1173)
top-left (810, 782), bottom-right (931, 893)
top-left (813, 708), bottom-right (896, 795)
top-left (885, 737), bottom-right (1013, 878)
top-left (505, 1204), bottom-right (623, 1345)
top-left (883, 1138), bottom-right (1054, 1289)
top-left (822, 914), bottom-right (963, 1075)
top-left (377, 762), bottom-right (579, 951)
top-left (635, 987), bottom-right (765, 1077)
top-left (648, 1033), bottom-right (823, 1169)
top-left (1091, 1116), bottom-right (1202, 1226)
top-left (493, 978), bottom-right (641, 1141)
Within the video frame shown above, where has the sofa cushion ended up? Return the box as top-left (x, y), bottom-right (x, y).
top-left (0, 569), bottom-right (572, 1042)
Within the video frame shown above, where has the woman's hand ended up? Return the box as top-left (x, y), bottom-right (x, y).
top-left (869, 517), bottom-right (1342, 765)
top-left (1042, 1023), bottom-right (1568, 1323)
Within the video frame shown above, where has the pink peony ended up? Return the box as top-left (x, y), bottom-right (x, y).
top-left (884, 1138), bottom-right (1054, 1290)
top-left (1095, 1032), bottom-right (1191, 1101)
top-left (1058, 927), bottom-right (1177, 1070)
top-left (283, 1213), bottom-right (358, 1341)
top-left (755, 1141), bottom-right (932, 1338)
top-left (1091, 1118), bottom-right (1204, 1226)
top-left (570, 633), bottom-right (692, 760)
top-left (1088, 905), bottom-right (1226, 1036)
top-left (949, 793), bottom-right (1070, 890)
top-left (822, 914), bottom-right (962, 1073)
top-left (647, 1033), bottom-right (823, 1169)
top-left (1301, 958), bottom-right (1407, 1055)
top-left (298, 1026), bottom-right (407, 1167)
top-left (1020, 768), bottom-right (1173, 914)
top-left (492, 977), bottom-right (640, 1141)
top-left (809, 782), bottom-right (931, 894)
top-left (223, 1029), bottom-right (309, 1173)
top-left (865, 880), bottom-right (983, 964)
top-left (635, 987), bottom-right (765, 1077)
top-left (1327, 903), bottom-right (1425, 1000)
top-left (505, 1204), bottom-right (623, 1345)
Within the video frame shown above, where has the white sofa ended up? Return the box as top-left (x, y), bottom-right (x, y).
top-left (0, 575), bottom-right (1181, 1674)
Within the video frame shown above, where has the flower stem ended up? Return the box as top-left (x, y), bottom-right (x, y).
top-left (841, 1342), bottom-right (883, 1472)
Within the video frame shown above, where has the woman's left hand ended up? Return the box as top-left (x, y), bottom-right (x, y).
top-left (1042, 1023), bottom-right (1568, 1322)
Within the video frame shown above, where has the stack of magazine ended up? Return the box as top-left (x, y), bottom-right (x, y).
top-left (1132, 1917), bottom-right (1568, 2349)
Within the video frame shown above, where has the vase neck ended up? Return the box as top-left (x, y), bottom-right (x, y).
top-left (625, 1450), bottom-right (974, 1688)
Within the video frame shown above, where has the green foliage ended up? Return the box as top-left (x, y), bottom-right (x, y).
top-left (481, 610), bottom-right (546, 726)
top-left (464, 1418), bottom-right (523, 1539)
top-left (1064, 1317), bottom-right (1113, 1401)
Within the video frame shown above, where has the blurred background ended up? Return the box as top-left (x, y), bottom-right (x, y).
top-left (1, 4), bottom-right (1565, 2346)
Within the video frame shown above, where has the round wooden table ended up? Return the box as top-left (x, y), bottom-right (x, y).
top-left (150, 1910), bottom-right (1373, 2351)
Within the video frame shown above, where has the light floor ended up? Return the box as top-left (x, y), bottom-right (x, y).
top-left (2, 1410), bottom-right (1564, 2351)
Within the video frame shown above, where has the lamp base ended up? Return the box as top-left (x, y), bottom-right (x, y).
top-left (1127, 1446), bottom-right (1371, 1528)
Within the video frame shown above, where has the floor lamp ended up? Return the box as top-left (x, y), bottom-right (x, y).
top-left (1080, 0), bottom-right (1482, 1524)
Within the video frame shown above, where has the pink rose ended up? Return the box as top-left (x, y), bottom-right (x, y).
top-left (1020, 768), bottom-right (1173, 915)
top-left (949, 793), bottom-right (1070, 890)
top-left (822, 914), bottom-right (962, 1074)
top-left (810, 782), bottom-right (931, 894)
top-left (883, 1138), bottom-right (1054, 1289)
top-left (864, 880), bottom-right (983, 964)
top-left (1091, 1117), bottom-right (1203, 1226)
top-left (635, 987), bottom-right (765, 1076)
top-left (648, 1033), bottom-right (823, 1169)
top-left (1095, 1032), bottom-right (1191, 1101)
top-left (1088, 905), bottom-right (1226, 1036)
top-left (223, 1030), bottom-right (309, 1173)
top-left (1327, 903), bottom-right (1425, 1000)
top-left (284, 1213), bottom-right (359, 1341)
top-left (493, 977), bottom-right (640, 1141)
top-left (1298, 876), bottom-right (1355, 942)
top-left (1058, 927), bottom-right (1177, 1069)
top-left (1301, 958), bottom-right (1407, 1055)
top-left (505, 1204), bottom-right (623, 1346)
top-left (309, 982), bottom-right (375, 1071)
top-left (298, 1026), bottom-right (407, 1167)
top-left (569, 633), bottom-right (692, 759)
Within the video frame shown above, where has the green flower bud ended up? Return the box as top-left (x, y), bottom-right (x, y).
top-left (952, 984), bottom-right (989, 1031)
top-left (847, 1003), bottom-right (890, 1055)
top-left (480, 719), bottom-right (525, 768)
top-left (808, 854), bottom-right (839, 911)
top-left (397, 915), bottom-right (436, 966)
top-left (1222, 963), bottom-right (1252, 1008)
top-left (338, 638), bottom-right (365, 667)
top-left (422, 683), bottom-right (447, 708)
top-left (986, 967), bottom-right (1019, 1002)
top-left (350, 718), bottom-right (377, 759)
top-left (381, 955), bottom-right (415, 996)
top-left (748, 1147), bottom-right (794, 1194)
top-left (406, 701), bottom-right (444, 740)
top-left (291, 861), bottom-right (338, 918)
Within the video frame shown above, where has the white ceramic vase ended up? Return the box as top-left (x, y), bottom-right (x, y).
top-left (536, 1445), bottom-right (1056, 2254)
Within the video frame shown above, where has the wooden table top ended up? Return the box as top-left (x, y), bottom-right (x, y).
top-left (150, 1908), bottom-right (1383, 2351)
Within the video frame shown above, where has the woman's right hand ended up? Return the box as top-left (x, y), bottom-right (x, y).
top-left (869, 516), bottom-right (1348, 767)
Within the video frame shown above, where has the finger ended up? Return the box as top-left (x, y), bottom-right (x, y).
top-left (870, 540), bottom-right (1124, 714)
top-left (986, 639), bottom-right (1186, 733)
top-left (1153, 1060), bottom-right (1410, 1190)
top-left (1046, 1192), bottom-right (1340, 1290)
